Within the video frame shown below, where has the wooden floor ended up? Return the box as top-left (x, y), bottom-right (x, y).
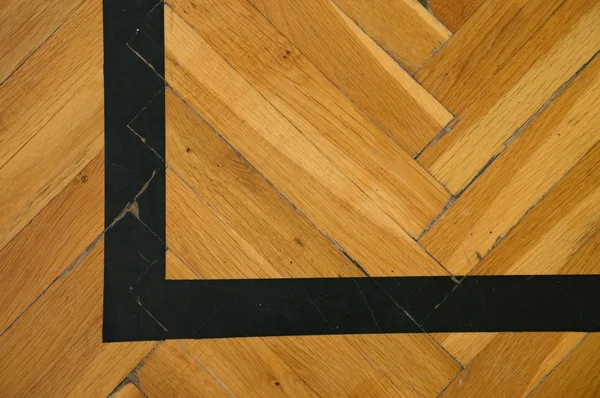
top-left (1, 0), bottom-right (600, 396)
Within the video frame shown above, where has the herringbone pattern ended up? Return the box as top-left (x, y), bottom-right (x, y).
top-left (0, 0), bottom-right (599, 396)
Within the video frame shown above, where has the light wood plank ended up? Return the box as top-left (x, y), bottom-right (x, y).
top-left (179, 334), bottom-right (459, 397)
top-left (0, 0), bottom-right (84, 83)
top-left (530, 334), bottom-right (600, 397)
top-left (421, 55), bottom-right (600, 274)
top-left (0, 240), bottom-right (155, 397)
top-left (165, 90), bottom-right (360, 278)
top-left (246, 0), bottom-right (453, 155)
top-left (110, 381), bottom-right (146, 398)
top-left (331, 0), bottom-right (450, 73)
top-left (441, 333), bottom-right (585, 397)
top-left (135, 342), bottom-right (231, 398)
top-left (474, 140), bottom-right (600, 275)
top-left (431, 333), bottom-right (495, 365)
top-left (165, 4), bottom-right (448, 276)
top-left (165, 250), bottom-right (201, 280)
top-left (428, 0), bottom-right (485, 32)
top-left (0, 0), bottom-right (104, 250)
top-left (0, 152), bottom-right (103, 333)
top-left (416, 0), bottom-right (600, 193)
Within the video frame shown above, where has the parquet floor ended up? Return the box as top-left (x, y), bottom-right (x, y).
top-left (1, 0), bottom-right (599, 396)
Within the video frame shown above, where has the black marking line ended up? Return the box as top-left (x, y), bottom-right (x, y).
top-left (103, 0), bottom-right (600, 342)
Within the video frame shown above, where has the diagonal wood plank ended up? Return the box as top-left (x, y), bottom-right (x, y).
top-left (0, 0), bottom-right (104, 251)
top-left (110, 381), bottom-right (146, 398)
top-left (135, 334), bottom-right (459, 397)
top-left (331, 0), bottom-right (451, 73)
top-left (0, 152), bottom-right (103, 333)
top-left (428, 0), bottom-right (485, 32)
top-left (0, 0), bottom-right (84, 84)
top-left (246, 0), bottom-right (453, 155)
top-left (165, 90), bottom-right (360, 278)
top-left (164, 3), bottom-right (449, 276)
top-left (421, 53), bottom-right (600, 274)
top-left (416, 0), bottom-right (600, 193)
top-left (472, 140), bottom-right (600, 275)
top-left (440, 333), bottom-right (585, 397)
top-left (134, 342), bottom-right (231, 397)
top-left (0, 239), bottom-right (155, 397)
top-left (529, 334), bottom-right (600, 397)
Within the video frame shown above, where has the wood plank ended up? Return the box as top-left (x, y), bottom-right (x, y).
top-left (474, 140), bottom-right (600, 275)
top-left (0, 0), bottom-right (84, 83)
top-left (431, 333), bottom-right (495, 365)
top-left (0, 151), bottom-right (103, 333)
top-left (331, 0), bottom-right (450, 73)
top-left (416, 0), bottom-right (600, 193)
top-left (135, 342), bottom-right (230, 398)
top-left (165, 91), bottom-right (360, 278)
top-left (530, 334), bottom-right (600, 397)
top-left (246, 0), bottom-right (453, 155)
top-left (0, 239), bottom-right (155, 396)
top-left (0, 0), bottom-right (104, 250)
top-left (165, 250), bottom-right (201, 280)
top-left (110, 381), bottom-right (146, 398)
top-left (178, 334), bottom-right (459, 397)
top-left (428, 0), bottom-right (485, 32)
top-left (165, 4), bottom-right (448, 276)
top-left (421, 55), bottom-right (600, 274)
top-left (440, 333), bottom-right (585, 397)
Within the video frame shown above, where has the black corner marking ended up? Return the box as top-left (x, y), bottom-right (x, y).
top-left (103, 0), bottom-right (600, 342)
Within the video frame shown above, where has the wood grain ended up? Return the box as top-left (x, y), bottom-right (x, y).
top-left (165, 90), bottom-right (360, 278)
top-left (331, 0), bottom-right (450, 73)
top-left (110, 381), bottom-right (147, 398)
top-left (165, 4), bottom-right (448, 276)
top-left (530, 334), bottom-right (600, 397)
top-left (0, 0), bottom-right (84, 83)
top-left (473, 140), bottom-right (600, 275)
top-left (421, 54), bottom-right (600, 274)
top-left (416, 0), bottom-right (600, 193)
top-left (135, 342), bottom-right (230, 397)
top-left (138, 334), bottom-right (460, 397)
top-left (428, 0), bottom-right (485, 32)
top-left (0, 152), bottom-right (103, 333)
top-left (246, 0), bottom-right (453, 155)
top-left (0, 240), bottom-right (155, 397)
top-left (441, 333), bottom-right (585, 397)
top-left (0, 0), bottom-right (103, 251)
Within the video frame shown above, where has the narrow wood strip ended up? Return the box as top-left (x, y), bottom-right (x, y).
top-left (473, 140), bottom-right (600, 275)
top-left (331, 0), bottom-right (451, 73)
top-left (247, 0), bottom-right (453, 155)
top-left (0, 0), bottom-right (84, 83)
top-left (421, 48), bottom-right (600, 274)
top-left (428, 0), bottom-right (485, 32)
top-left (416, 0), bottom-right (600, 193)
top-left (530, 334), bottom-right (600, 397)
